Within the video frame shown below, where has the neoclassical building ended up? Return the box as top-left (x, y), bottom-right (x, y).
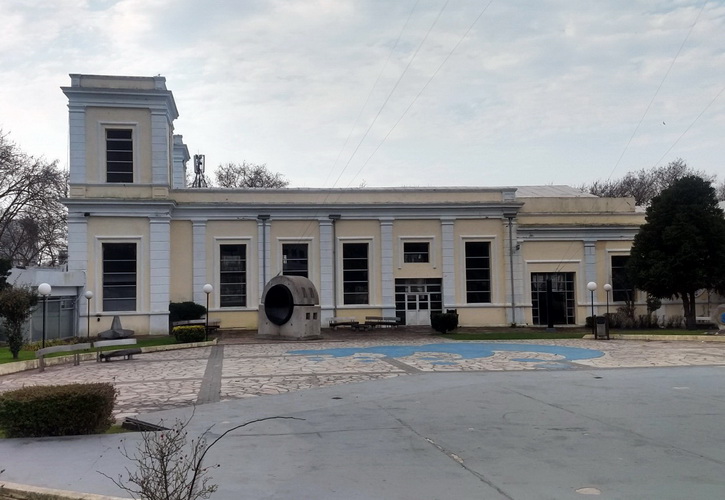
top-left (62, 74), bottom-right (652, 336)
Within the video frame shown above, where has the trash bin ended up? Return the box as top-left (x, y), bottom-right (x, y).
top-left (595, 315), bottom-right (609, 340)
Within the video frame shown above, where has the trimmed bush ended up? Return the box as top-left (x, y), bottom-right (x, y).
top-left (169, 301), bottom-right (207, 324)
top-left (0, 383), bottom-right (116, 438)
top-left (173, 325), bottom-right (206, 343)
top-left (431, 312), bottom-right (459, 334)
top-left (22, 337), bottom-right (87, 352)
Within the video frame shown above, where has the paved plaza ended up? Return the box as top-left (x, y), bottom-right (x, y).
top-left (1, 331), bottom-right (725, 421)
top-left (2, 331), bottom-right (725, 499)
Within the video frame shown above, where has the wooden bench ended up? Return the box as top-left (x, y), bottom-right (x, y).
top-left (364, 316), bottom-right (401, 328)
top-left (36, 343), bottom-right (92, 372)
top-left (328, 317), bottom-right (360, 330)
top-left (94, 338), bottom-right (141, 362)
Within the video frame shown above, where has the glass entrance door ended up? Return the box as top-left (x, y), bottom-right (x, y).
top-left (395, 279), bottom-right (442, 326)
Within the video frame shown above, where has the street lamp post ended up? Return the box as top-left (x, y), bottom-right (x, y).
top-left (586, 281), bottom-right (597, 338)
top-left (38, 283), bottom-right (52, 349)
top-left (84, 290), bottom-right (93, 339)
top-left (603, 283), bottom-right (612, 338)
top-left (203, 284), bottom-right (213, 341)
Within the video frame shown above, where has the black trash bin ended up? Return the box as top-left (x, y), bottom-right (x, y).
top-left (595, 315), bottom-right (609, 340)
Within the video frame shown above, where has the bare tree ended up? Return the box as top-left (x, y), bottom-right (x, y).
top-left (214, 162), bottom-right (288, 188)
top-left (101, 414), bottom-right (302, 500)
top-left (580, 159), bottom-right (711, 206)
top-left (0, 131), bottom-right (67, 266)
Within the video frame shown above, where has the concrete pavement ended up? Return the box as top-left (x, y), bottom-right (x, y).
top-left (2, 331), bottom-right (725, 499)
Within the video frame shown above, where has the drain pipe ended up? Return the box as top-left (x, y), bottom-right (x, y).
top-left (505, 213), bottom-right (517, 325)
top-left (258, 214), bottom-right (270, 287)
top-left (329, 214), bottom-right (341, 316)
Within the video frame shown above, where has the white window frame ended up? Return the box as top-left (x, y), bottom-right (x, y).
top-left (95, 236), bottom-right (144, 315)
top-left (98, 121), bottom-right (138, 184)
top-left (338, 237), bottom-right (375, 307)
top-left (398, 236), bottom-right (436, 268)
top-left (214, 237), bottom-right (251, 310)
top-left (277, 237), bottom-right (314, 279)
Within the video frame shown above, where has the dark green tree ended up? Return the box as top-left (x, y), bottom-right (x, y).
top-left (627, 176), bottom-right (725, 329)
top-left (0, 258), bottom-right (11, 289)
top-left (0, 285), bottom-right (38, 358)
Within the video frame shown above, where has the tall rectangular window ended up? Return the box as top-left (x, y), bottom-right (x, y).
top-left (282, 243), bottom-right (308, 278)
top-left (342, 242), bottom-right (368, 305)
top-left (465, 241), bottom-right (491, 303)
top-left (611, 255), bottom-right (633, 302)
top-left (220, 244), bottom-right (246, 307)
top-left (106, 129), bottom-right (133, 183)
top-left (102, 242), bottom-right (136, 311)
top-left (403, 242), bottom-right (429, 263)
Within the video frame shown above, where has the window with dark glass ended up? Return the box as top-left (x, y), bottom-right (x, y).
top-left (465, 241), bottom-right (491, 303)
top-left (102, 242), bottom-right (136, 311)
top-left (282, 243), bottom-right (308, 278)
top-left (220, 244), bottom-right (246, 307)
top-left (403, 242), bottom-right (430, 263)
top-left (611, 255), bottom-right (633, 302)
top-left (342, 242), bottom-right (368, 305)
top-left (106, 129), bottom-right (133, 183)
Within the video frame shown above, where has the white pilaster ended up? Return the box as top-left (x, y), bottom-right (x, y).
top-left (149, 215), bottom-right (171, 334)
top-left (151, 111), bottom-right (170, 186)
top-left (441, 219), bottom-right (456, 308)
top-left (68, 107), bottom-right (86, 184)
top-left (319, 219), bottom-right (335, 322)
top-left (380, 219), bottom-right (395, 316)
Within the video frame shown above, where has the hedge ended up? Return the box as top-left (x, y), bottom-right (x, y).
top-left (173, 325), bottom-right (207, 343)
top-left (0, 383), bottom-right (116, 438)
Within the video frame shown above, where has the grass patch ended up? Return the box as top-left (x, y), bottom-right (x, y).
top-left (0, 335), bottom-right (183, 365)
top-left (439, 327), bottom-right (714, 341)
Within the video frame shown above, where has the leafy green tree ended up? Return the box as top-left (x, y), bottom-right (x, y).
top-left (0, 285), bottom-right (38, 358)
top-left (627, 176), bottom-right (725, 329)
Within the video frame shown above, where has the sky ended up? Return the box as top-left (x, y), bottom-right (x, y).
top-left (1, 0), bottom-right (724, 189)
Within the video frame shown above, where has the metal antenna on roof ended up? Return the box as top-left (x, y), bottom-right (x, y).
top-left (191, 154), bottom-right (207, 188)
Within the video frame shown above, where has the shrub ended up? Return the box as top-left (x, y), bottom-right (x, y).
top-left (664, 315), bottom-right (684, 329)
top-left (431, 312), bottom-right (458, 334)
top-left (0, 383), bottom-right (116, 438)
top-left (22, 337), bottom-right (86, 352)
top-left (173, 325), bottom-right (207, 343)
top-left (0, 285), bottom-right (38, 359)
top-left (169, 301), bottom-right (207, 324)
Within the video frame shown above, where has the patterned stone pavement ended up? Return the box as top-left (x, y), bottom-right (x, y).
top-left (2, 331), bottom-right (725, 421)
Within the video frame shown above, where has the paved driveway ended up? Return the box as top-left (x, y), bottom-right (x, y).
top-left (2, 331), bottom-right (725, 421)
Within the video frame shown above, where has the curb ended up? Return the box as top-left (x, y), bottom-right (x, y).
top-left (0, 481), bottom-right (129, 500)
top-left (0, 339), bottom-right (218, 377)
top-left (582, 334), bottom-right (725, 341)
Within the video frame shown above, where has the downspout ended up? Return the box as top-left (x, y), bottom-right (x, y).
top-left (329, 214), bottom-right (341, 317)
top-left (258, 215), bottom-right (270, 287)
top-left (505, 214), bottom-right (517, 326)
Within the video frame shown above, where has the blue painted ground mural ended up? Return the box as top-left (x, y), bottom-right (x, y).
top-left (288, 343), bottom-right (604, 370)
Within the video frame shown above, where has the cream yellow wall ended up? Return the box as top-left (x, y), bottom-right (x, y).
top-left (457, 307), bottom-right (507, 326)
top-left (269, 220), bottom-right (320, 285)
top-left (205, 220), bottom-right (259, 308)
top-left (335, 220), bottom-right (381, 307)
top-left (393, 220), bottom-right (442, 278)
top-left (453, 219), bottom-right (506, 306)
top-left (169, 220), bottom-right (193, 302)
top-left (84, 107), bottom-right (153, 185)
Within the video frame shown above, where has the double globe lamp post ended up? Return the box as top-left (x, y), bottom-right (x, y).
top-left (37, 283), bottom-right (51, 349)
top-left (586, 281), bottom-right (613, 339)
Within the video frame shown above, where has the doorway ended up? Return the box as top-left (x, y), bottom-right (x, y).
top-left (395, 279), bottom-right (442, 326)
top-left (531, 272), bottom-right (576, 326)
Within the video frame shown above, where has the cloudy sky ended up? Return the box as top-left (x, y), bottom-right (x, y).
top-left (1, 0), bottom-right (724, 188)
